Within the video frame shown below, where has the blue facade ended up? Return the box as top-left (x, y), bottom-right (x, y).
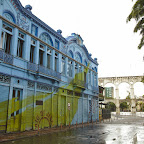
top-left (0, 0), bottom-right (99, 133)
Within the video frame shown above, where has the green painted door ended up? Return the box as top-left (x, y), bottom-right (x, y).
top-left (61, 96), bottom-right (65, 125)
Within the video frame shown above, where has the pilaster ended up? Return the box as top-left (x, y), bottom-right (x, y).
top-left (130, 83), bottom-right (136, 114)
top-left (33, 82), bottom-right (37, 130)
top-left (21, 85), bottom-right (27, 131)
top-left (82, 92), bottom-right (84, 123)
top-left (130, 83), bottom-right (134, 99)
top-left (35, 41), bottom-right (39, 64)
top-left (116, 99), bottom-right (120, 115)
top-left (57, 90), bottom-right (61, 126)
top-left (81, 66), bottom-right (84, 81)
top-left (24, 35), bottom-right (31, 60)
top-left (11, 28), bottom-right (18, 56)
top-left (90, 71), bottom-right (92, 86)
top-left (51, 87), bottom-right (54, 127)
top-left (6, 85), bottom-right (13, 133)
top-left (115, 85), bottom-right (119, 99)
top-left (52, 49), bottom-right (55, 70)
top-left (65, 93), bottom-right (68, 125)
top-left (72, 61), bottom-right (75, 78)
top-left (131, 99), bottom-right (136, 114)
top-left (43, 46), bottom-right (47, 67)
top-left (58, 53), bottom-right (62, 73)
top-left (65, 57), bottom-right (68, 76)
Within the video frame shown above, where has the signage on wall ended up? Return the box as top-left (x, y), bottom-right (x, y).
top-left (68, 103), bottom-right (70, 110)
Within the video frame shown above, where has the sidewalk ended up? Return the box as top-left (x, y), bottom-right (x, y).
top-left (0, 123), bottom-right (92, 143)
top-left (1, 115), bottom-right (143, 143)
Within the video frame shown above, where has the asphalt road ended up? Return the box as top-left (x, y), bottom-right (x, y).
top-left (1, 115), bottom-right (144, 144)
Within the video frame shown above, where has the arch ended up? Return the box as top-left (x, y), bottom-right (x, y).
top-left (120, 101), bottom-right (130, 112)
top-left (75, 51), bottom-right (82, 63)
top-left (119, 82), bottom-right (130, 99)
top-left (3, 10), bottom-right (16, 23)
top-left (84, 60), bottom-right (88, 66)
top-left (68, 50), bottom-right (73, 58)
top-left (134, 82), bottom-right (144, 98)
top-left (95, 67), bottom-right (97, 73)
top-left (105, 102), bottom-right (116, 112)
top-left (39, 32), bottom-right (53, 46)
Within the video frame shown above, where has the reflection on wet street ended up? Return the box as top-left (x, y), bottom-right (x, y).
top-left (2, 116), bottom-right (144, 144)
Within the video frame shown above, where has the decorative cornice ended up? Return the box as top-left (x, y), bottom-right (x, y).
top-left (13, 0), bottom-right (67, 44)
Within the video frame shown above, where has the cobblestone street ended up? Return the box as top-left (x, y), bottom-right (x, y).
top-left (1, 115), bottom-right (144, 144)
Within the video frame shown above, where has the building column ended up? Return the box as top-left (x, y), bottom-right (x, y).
top-left (65, 57), bottom-right (68, 76)
top-left (115, 85), bottom-right (120, 115)
top-left (43, 46), bottom-right (47, 67)
top-left (21, 85), bottom-right (27, 131)
top-left (90, 70), bottom-right (92, 86)
top-left (81, 66), bottom-right (84, 81)
top-left (116, 99), bottom-right (120, 115)
top-left (65, 93), bottom-right (68, 125)
top-left (24, 35), bottom-right (31, 61)
top-left (51, 87), bottom-right (54, 127)
top-left (72, 61), bottom-right (75, 78)
top-left (6, 85), bottom-right (13, 133)
top-left (130, 83), bottom-right (136, 114)
top-left (82, 92), bottom-right (84, 123)
top-left (11, 28), bottom-right (18, 56)
top-left (33, 82), bottom-right (37, 130)
top-left (35, 41), bottom-right (39, 65)
top-left (58, 53), bottom-right (62, 73)
top-left (86, 70), bottom-right (88, 84)
top-left (51, 49), bottom-right (55, 70)
top-left (96, 73), bottom-right (98, 87)
top-left (87, 95), bottom-right (89, 122)
top-left (57, 90), bottom-right (61, 126)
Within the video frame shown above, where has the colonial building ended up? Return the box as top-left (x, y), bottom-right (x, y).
top-left (0, 0), bottom-right (99, 133)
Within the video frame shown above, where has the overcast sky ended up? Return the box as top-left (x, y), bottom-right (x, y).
top-left (20, 0), bottom-right (144, 78)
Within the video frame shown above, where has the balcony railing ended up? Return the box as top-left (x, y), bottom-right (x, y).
top-left (27, 62), bottom-right (61, 80)
top-left (0, 49), bottom-right (13, 65)
top-left (72, 79), bottom-right (88, 89)
top-left (27, 62), bottom-right (38, 72)
top-left (38, 65), bottom-right (61, 79)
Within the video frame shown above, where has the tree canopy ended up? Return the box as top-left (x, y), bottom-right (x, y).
top-left (127, 0), bottom-right (144, 49)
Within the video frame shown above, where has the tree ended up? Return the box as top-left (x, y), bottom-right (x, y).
top-left (127, 0), bottom-right (144, 49)
top-left (120, 102), bottom-right (129, 111)
top-left (126, 91), bottom-right (131, 99)
top-left (105, 102), bottom-right (116, 112)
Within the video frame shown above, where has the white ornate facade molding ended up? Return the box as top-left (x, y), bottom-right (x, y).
top-left (99, 76), bottom-right (143, 87)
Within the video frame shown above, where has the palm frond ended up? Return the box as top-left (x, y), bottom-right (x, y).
top-left (134, 18), bottom-right (144, 32)
top-left (138, 36), bottom-right (144, 49)
top-left (127, 0), bottom-right (144, 22)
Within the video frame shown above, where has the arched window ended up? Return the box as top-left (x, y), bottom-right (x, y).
top-left (75, 52), bottom-right (82, 63)
top-left (68, 50), bottom-right (73, 58)
top-left (3, 10), bottom-right (16, 23)
top-left (84, 60), bottom-right (88, 66)
top-left (95, 67), bottom-right (98, 73)
top-left (39, 32), bottom-right (53, 46)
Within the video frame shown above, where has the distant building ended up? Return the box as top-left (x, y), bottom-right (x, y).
top-left (105, 87), bottom-right (114, 98)
top-left (0, 0), bottom-right (99, 133)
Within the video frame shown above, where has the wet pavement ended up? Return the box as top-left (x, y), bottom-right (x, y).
top-left (1, 115), bottom-right (144, 144)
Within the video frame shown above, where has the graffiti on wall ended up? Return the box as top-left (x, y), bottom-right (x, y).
top-left (35, 110), bottom-right (53, 130)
